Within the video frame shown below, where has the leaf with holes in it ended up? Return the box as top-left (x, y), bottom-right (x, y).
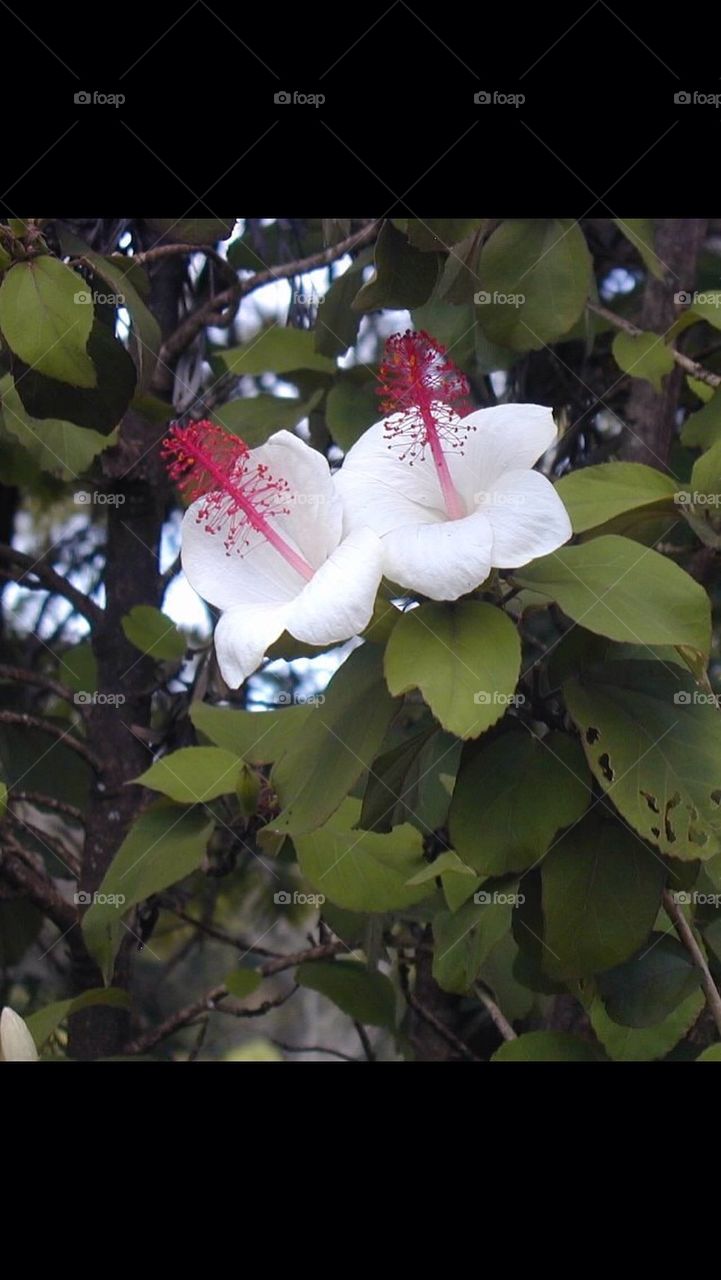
top-left (564, 660), bottom-right (721, 860)
top-left (0, 257), bottom-right (96, 387)
top-left (449, 729), bottom-right (591, 876)
top-left (554, 462), bottom-right (677, 534)
top-left (540, 814), bottom-right (666, 979)
top-left (384, 602), bottom-right (521, 741)
top-left (515, 536), bottom-right (711, 660)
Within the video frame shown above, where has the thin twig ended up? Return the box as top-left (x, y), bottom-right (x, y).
top-left (0, 545), bottom-right (104, 625)
top-left (11, 790), bottom-right (85, 824)
top-left (662, 888), bottom-right (721, 1036)
top-left (588, 300), bottom-right (721, 389)
top-left (0, 663), bottom-right (76, 705)
top-left (0, 833), bottom-right (78, 933)
top-left (272, 1040), bottom-right (359, 1062)
top-left (0, 710), bottom-right (100, 771)
top-left (475, 984), bottom-right (517, 1042)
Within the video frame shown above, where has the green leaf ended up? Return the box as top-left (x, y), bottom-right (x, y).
top-left (134, 746), bottom-right (243, 804)
top-left (612, 329), bottom-right (675, 391)
top-left (436, 230), bottom-right (486, 305)
top-left (596, 935), bottom-right (700, 1027)
top-left (554, 462), bottom-right (677, 534)
top-left (515, 535), bottom-right (711, 658)
top-left (697, 1043), bottom-right (721, 1061)
top-left (326, 372), bottom-right (379, 452)
top-left (587, 988), bottom-right (704, 1060)
top-left (449, 729), bottom-right (590, 875)
top-left (26, 988), bottom-right (130, 1050)
top-left (540, 814), bottom-right (666, 978)
top-left (476, 219), bottom-right (592, 349)
top-left (270, 644), bottom-right (397, 835)
top-left (293, 798), bottom-right (429, 912)
top-left (432, 889), bottom-right (516, 993)
top-left (352, 221), bottom-right (440, 312)
top-left (12, 316), bottom-right (137, 434)
top-left (145, 217), bottom-right (235, 244)
top-left (82, 800), bottom-right (213, 979)
top-left (0, 374), bottom-right (117, 479)
top-left (681, 387), bottom-right (721, 449)
top-left (297, 959), bottom-right (396, 1030)
top-left (121, 605), bottom-right (186, 662)
top-left (314, 248), bottom-right (372, 357)
top-left (384, 602), bottom-right (521, 741)
top-left (212, 390), bottom-right (324, 446)
top-left (216, 326), bottom-right (334, 376)
top-left (402, 218), bottom-right (486, 252)
top-left (0, 257), bottom-right (96, 386)
top-left (492, 1031), bottom-right (603, 1061)
top-left (58, 641), bottom-right (98, 694)
top-left (225, 968), bottom-right (262, 999)
top-left (565, 660), bottom-right (721, 859)
top-left (361, 727), bottom-right (460, 835)
top-left (613, 218), bottom-right (665, 279)
top-left (191, 702), bottom-right (310, 764)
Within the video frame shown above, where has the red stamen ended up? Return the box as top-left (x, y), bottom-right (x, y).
top-left (162, 420), bottom-right (315, 581)
top-left (377, 331), bottom-right (472, 519)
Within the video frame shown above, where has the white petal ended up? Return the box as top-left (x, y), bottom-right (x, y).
top-left (381, 510), bottom-right (493, 601)
top-left (0, 1007), bottom-right (38, 1061)
top-left (289, 527), bottom-right (384, 644)
top-left (255, 430), bottom-right (343, 568)
top-left (448, 403), bottom-right (558, 507)
top-left (181, 502), bottom-right (303, 611)
top-left (334, 418), bottom-right (449, 534)
top-left (213, 602), bottom-right (291, 688)
top-left (483, 469), bottom-right (573, 567)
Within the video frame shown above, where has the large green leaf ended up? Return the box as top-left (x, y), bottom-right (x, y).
top-left (587, 988), bottom-right (704, 1061)
top-left (384, 602), bottom-right (521, 741)
top-left (492, 1031), bottom-right (603, 1061)
top-left (26, 988), bottom-right (130, 1050)
top-left (564, 660), bottom-right (721, 860)
top-left (297, 959), bottom-right (396, 1030)
top-left (82, 800), bottom-right (214, 980)
top-left (0, 256), bottom-right (96, 386)
top-left (293, 798), bottom-right (428, 912)
top-left (352, 221), bottom-right (440, 312)
top-left (0, 374), bottom-right (116, 479)
top-left (270, 644), bottom-right (397, 835)
top-left (399, 218), bottom-right (486, 252)
top-left (432, 888), bottom-right (517, 993)
top-left (612, 329), bottom-right (674, 391)
top-left (554, 463), bottom-right (677, 534)
top-left (12, 316), bottom-right (136, 434)
top-left (361, 727), bottom-right (460, 835)
top-left (515, 536), bottom-right (711, 659)
top-left (596, 935), bottom-right (701, 1027)
top-left (540, 814), bottom-right (666, 978)
top-left (476, 219), bottom-right (592, 349)
top-left (190, 701), bottom-right (310, 763)
top-left (216, 326), bottom-right (334, 376)
top-left (681, 387), bottom-right (721, 449)
top-left (121, 605), bottom-right (186, 662)
top-left (212, 389), bottom-right (323, 445)
top-left (134, 746), bottom-right (243, 804)
top-left (449, 729), bottom-right (590, 875)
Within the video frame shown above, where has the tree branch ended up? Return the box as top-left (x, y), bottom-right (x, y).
top-left (0, 832), bottom-right (78, 933)
top-left (475, 984), bottom-right (517, 1042)
top-left (662, 888), bottom-right (721, 1037)
top-left (0, 545), bottom-right (104, 626)
top-left (0, 710), bottom-right (100, 770)
top-left (588, 300), bottom-right (721, 390)
top-left (0, 662), bottom-right (76, 706)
